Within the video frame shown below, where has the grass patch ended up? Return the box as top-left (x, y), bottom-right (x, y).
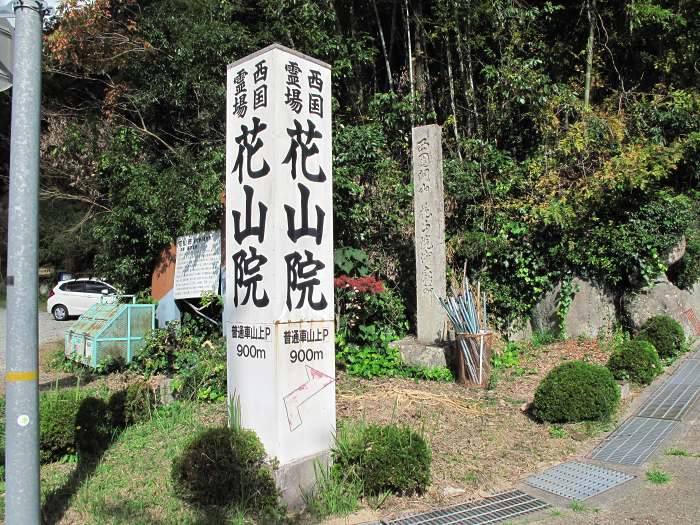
top-left (646, 468), bottom-right (671, 485)
top-left (574, 418), bottom-right (616, 438)
top-left (463, 471), bottom-right (478, 484)
top-left (569, 501), bottom-right (586, 512)
top-left (548, 425), bottom-right (568, 439)
top-left (39, 400), bottom-right (235, 524)
top-left (665, 448), bottom-right (700, 458)
top-left (531, 330), bottom-right (557, 348)
top-left (303, 461), bottom-right (362, 520)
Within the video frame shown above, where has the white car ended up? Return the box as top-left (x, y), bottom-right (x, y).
top-left (47, 278), bottom-right (119, 321)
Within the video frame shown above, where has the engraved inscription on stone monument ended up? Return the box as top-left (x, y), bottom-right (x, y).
top-left (412, 125), bottom-right (447, 343)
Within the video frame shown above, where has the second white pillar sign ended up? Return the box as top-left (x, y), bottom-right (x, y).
top-left (225, 44), bottom-right (335, 468)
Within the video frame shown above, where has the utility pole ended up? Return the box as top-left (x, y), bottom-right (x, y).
top-left (5, 1), bottom-right (44, 523)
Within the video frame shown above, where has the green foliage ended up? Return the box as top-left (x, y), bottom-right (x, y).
top-left (336, 281), bottom-right (407, 340)
top-left (108, 381), bottom-right (155, 428)
top-left (173, 345), bottom-right (226, 402)
top-left (304, 462), bottom-right (362, 520)
top-left (40, 389), bottom-right (114, 462)
top-left (531, 330), bottom-right (557, 348)
top-left (607, 339), bottom-right (662, 385)
top-left (665, 448), bottom-right (700, 457)
top-left (91, 129), bottom-right (223, 292)
top-left (492, 342), bottom-right (523, 370)
top-left (557, 278), bottom-right (579, 337)
top-left (124, 381), bottom-right (155, 425)
top-left (171, 426), bottom-right (279, 514)
top-left (132, 318), bottom-right (226, 402)
top-left (533, 361), bottom-right (620, 423)
top-left (671, 228), bottom-right (700, 289)
top-left (75, 396), bottom-right (113, 456)
top-left (332, 421), bottom-right (431, 497)
top-left (334, 247), bottom-right (369, 276)
top-left (646, 468), bottom-right (671, 485)
top-left (336, 328), bottom-right (453, 382)
top-left (39, 388), bottom-right (85, 463)
top-left (335, 277), bottom-right (451, 382)
top-left (548, 425), bottom-right (568, 439)
top-left (36, 0), bottom-right (700, 333)
top-left (636, 315), bottom-right (685, 359)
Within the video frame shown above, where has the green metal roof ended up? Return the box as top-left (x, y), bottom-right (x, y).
top-left (65, 302), bottom-right (124, 338)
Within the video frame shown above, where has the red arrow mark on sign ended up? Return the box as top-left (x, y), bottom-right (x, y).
top-left (283, 366), bottom-right (334, 431)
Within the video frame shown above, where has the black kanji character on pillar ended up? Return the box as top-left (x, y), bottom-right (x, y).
top-left (282, 119), bottom-right (326, 182)
top-left (232, 185), bottom-right (267, 243)
top-left (231, 247), bottom-right (269, 307)
top-left (253, 60), bottom-right (268, 83)
top-left (232, 117), bottom-right (270, 183)
top-left (285, 183), bottom-right (324, 245)
top-left (308, 70), bottom-right (323, 91)
top-left (285, 250), bottom-right (327, 311)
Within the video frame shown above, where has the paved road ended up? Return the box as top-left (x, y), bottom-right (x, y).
top-left (0, 308), bottom-right (68, 372)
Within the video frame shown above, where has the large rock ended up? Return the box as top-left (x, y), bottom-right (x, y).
top-left (686, 283), bottom-right (700, 336)
top-left (623, 276), bottom-right (696, 338)
top-left (564, 278), bottom-right (616, 339)
top-left (506, 317), bottom-right (533, 342)
top-left (664, 235), bottom-right (686, 266)
top-left (688, 283), bottom-right (700, 314)
top-left (530, 278), bottom-right (615, 339)
top-left (530, 283), bottom-right (561, 335)
top-left (390, 335), bottom-right (453, 369)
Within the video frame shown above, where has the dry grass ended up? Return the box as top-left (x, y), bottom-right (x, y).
top-left (335, 337), bottom-right (627, 520)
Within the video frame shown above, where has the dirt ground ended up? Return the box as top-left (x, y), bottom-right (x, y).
top-left (335, 337), bottom-right (637, 521)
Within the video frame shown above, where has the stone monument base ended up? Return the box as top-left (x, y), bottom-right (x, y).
top-left (390, 335), bottom-right (455, 369)
top-left (273, 450), bottom-right (330, 509)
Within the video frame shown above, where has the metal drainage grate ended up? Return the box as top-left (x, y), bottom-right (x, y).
top-left (668, 358), bottom-right (700, 385)
top-left (590, 417), bottom-right (677, 465)
top-left (525, 461), bottom-right (633, 500)
top-left (636, 381), bottom-right (700, 420)
top-left (385, 490), bottom-right (549, 525)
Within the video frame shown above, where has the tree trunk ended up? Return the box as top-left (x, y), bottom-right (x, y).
top-left (417, 4), bottom-right (435, 118)
top-left (372, 0), bottom-right (393, 92)
top-left (455, 1), bottom-right (479, 136)
top-left (446, 38), bottom-right (462, 161)
top-left (389, 0), bottom-right (398, 59)
top-left (584, 0), bottom-right (596, 108)
top-left (403, 0), bottom-right (415, 124)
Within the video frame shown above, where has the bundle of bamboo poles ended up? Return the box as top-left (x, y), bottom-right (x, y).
top-left (436, 269), bottom-right (490, 386)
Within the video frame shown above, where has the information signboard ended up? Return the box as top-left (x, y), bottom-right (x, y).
top-left (173, 230), bottom-right (221, 299)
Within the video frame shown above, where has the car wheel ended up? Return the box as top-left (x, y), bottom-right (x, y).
top-left (52, 304), bottom-right (68, 321)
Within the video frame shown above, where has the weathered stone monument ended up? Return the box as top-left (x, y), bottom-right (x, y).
top-left (393, 125), bottom-right (449, 367)
top-left (225, 44), bottom-right (334, 506)
top-left (412, 124), bottom-right (447, 343)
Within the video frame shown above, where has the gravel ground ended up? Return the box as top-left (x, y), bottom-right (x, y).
top-left (0, 308), bottom-right (68, 372)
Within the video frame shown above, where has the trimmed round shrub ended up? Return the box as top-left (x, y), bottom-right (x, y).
top-left (107, 388), bottom-right (128, 429)
top-left (40, 389), bottom-right (84, 462)
top-left (533, 361), bottom-right (620, 423)
top-left (171, 426), bottom-right (278, 509)
top-left (108, 382), bottom-right (155, 428)
top-left (125, 381), bottom-right (155, 424)
top-left (608, 339), bottom-right (662, 385)
top-left (333, 421), bottom-right (431, 496)
top-left (360, 424), bottom-right (431, 495)
top-left (75, 396), bottom-right (112, 455)
top-left (636, 316), bottom-right (685, 359)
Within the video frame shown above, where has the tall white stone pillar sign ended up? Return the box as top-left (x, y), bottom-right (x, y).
top-left (225, 44), bottom-right (334, 499)
top-left (412, 124), bottom-right (447, 343)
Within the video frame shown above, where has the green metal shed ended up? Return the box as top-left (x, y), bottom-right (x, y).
top-left (64, 298), bottom-right (155, 367)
